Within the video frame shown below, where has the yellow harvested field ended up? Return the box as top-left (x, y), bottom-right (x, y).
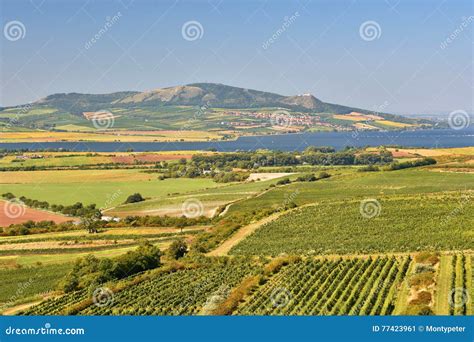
top-left (390, 147), bottom-right (474, 157)
top-left (271, 125), bottom-right (302, 132)
top-left (0, 169), bottom-right (154, 184)
top-left (333, 114), bottom-right (365, 121)
top-left (0, 228), bottom-right (177, 242)
top-left (246, 173), bottom-right (294, 182)
top-left (353, 122), bottom-right (378, 130)
top-left (349, 112), bottom-right (384, 120)
top-left (107, 202), bottom-right (225, 218)
top-left (334, 112), bottom-right (384, 122)
top-left (55, 124), bottom-right (96, 132)
top-left (1, 240), bottom-right (133, 251)
top-left (12, 151), bottom-right (206, 157)
top-left (82, 111), bottom-right (121, 120)
top-left (0, 243), bottom-right (173, 267)
top-left (234, 125), bottom-right (265, 129)
top-left (374, 120), bottom-right (415, 128)
top-left (0, 130), bottom-right (222, 142)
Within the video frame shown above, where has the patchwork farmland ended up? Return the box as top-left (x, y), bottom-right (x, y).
top-left (0, 147), bottom-right (472, 316)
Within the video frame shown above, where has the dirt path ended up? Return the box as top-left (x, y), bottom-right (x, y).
top-left (207, 211), bottom-right (284, 257)
top-left (1, 292), bottom-right (58, 315)
top-left (1, 301), bottom-right (43, 315)
top-left (433, 254), bottom-right (454, 315)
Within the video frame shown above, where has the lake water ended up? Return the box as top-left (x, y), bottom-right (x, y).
top-left (1, 128), bottom-right (473, 152)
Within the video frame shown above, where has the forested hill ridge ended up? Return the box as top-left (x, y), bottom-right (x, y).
top-left (113, 83), bottom-right (365, 114)
top-left (0, 83), bottom-right (436, 140)
top-left (4, 83), bottom-right (373, 113)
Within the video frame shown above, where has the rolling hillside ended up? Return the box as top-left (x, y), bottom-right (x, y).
top-left (0, 83), bottom-right (435, 140)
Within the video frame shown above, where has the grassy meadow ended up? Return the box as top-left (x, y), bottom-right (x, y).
top-left (0, 169), bottom-right (222, 207)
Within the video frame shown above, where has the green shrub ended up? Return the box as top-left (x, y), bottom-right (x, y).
top-left (414, 264), bottom-right (435, 274)
top-left (296, 174), bottom-right (317, 182)
top-left (408, 272), bottom-right (435, 288)
top-left (276, 178), bottom-right (291, 185)
top-left (409, 291), bottom-right (432, 305)
top-left (318, 171), bottom-right (331, 179)
top-left (60, 241), bottom-right (161, 292)
top-left (124, 193), bottom-right (144, 204)
top-left (167, 239), bottom-right (188, 260)
top-left (358, 165), bottom-right (380, 172)
top-left (414, 252), bottom-right (440, 265)
top-left (404, 304), bottom-right (434, 315)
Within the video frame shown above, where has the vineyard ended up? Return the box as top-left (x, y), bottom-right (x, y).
top-left (234, 256), bottom-right (411, 315)
top-left (21, 287), bottom-right (91, 315)
top-left (2, 147), bottom-right (473, 317)
top-left (230, 194), bottom-right (474, 256)
top-left (22, 257), bottom-right (259, 315)
top-left (16, 254), bottom-right (474, 316)
top-left (448, 254), bottom-right (472, 315)
top-left (0, 263), bottom-right (72, 308)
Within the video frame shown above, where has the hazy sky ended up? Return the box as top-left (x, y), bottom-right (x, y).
top-left (1, 0), bottom-right (472, 114)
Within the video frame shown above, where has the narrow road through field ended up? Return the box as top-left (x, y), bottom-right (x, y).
top-left (207, 211), bottom-right (284, 257)
top-left (2, 300), bottom-right (43, 315)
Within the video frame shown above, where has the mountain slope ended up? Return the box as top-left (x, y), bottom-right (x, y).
top-left (7, 83), bottom-right (378, 114)
top-left (115, 83), bottom-right (367, 113)
top-left (0, 83), bottom-right (435, 135)
top-left (33, 91), bottom-right (139, 115)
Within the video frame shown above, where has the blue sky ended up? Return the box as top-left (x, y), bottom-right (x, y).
top-left (1, 0), bottom-right (472, 114)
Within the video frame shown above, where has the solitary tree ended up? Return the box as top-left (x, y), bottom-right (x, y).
top-left (81, 211), bottom-right (101, 234)
top-left (124, 193), bottom-right (144, 204)
top-left (168, 239), bottom-right (188, 260)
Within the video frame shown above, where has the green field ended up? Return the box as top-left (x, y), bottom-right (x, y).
top-left (230, 194), bottom-right (474, 256)
top-left (0, 170), bottom-right (223, 208)
top-left (0, 154), bottom-right (110, 168)
top-left (1, 147), bottom-right (473, 316)
top-left (0, 263), bottom-right (72, 309)
top-left (0, 246), bottom-right (142, 269)
top-left (108, 175), bottom-right (291, 216)
top-left (227, 169), bottom-right (474, 216)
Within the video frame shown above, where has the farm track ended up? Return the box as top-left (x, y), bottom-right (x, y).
top-left (434, 255), bottom-right (453, 315)
top-left (207, 211), bottom-right (284, 257)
